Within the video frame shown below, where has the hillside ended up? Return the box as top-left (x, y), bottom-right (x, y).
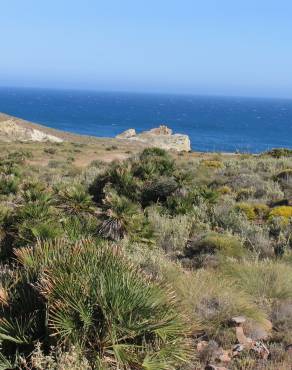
top-left (0, 116), bottom-right (291, 369)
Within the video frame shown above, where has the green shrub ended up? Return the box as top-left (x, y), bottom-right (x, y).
top-left (236, 188), bottom-right (254, 201)
top-left (166, 194), bottom-right (196, 215)
top-left (89, 149), bottom-right (177, 206)
top-left (264, 148), bottom-right (292, 158)
top-left (89, 162), bottom-right (139, 203)
top-left (185, 232), bottom-right (245, 266)
top-left (133, 148), bottom-right (175, 180)
top-left (10, 239), bottom-right (190, 369)
top-left (7, 149), bottom-right (32, 162)
top-left (141, 177), bottom-right (178, 206)
top-left (235, 202), bottom-right (256, 220)
top-left (48, 160), bottom-right (64, 168)
top-left (105, 145), bottom-right (118, 151)
top-left (61, 214), bottom-right (99, 241)
top-left (0, 175), bottom-right (19, 195)
top-left (43, 147), bottom-right (57, 155)
top-left (99, 190), bottom-right (153, 242)
top-left (55, 183), bottom-right (94, 215)
top-left (148, 207), bottom-right (192, 253)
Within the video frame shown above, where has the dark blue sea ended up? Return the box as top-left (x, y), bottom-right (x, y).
top-left (0, 87), bottom-right (292, 153)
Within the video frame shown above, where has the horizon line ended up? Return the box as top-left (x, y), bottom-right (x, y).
top-left (0, 84), bottom-right (291, 102)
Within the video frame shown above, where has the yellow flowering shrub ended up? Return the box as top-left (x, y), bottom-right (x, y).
top-left (253, 203), bottom-right (270, 218)
top-left (217, 185), bottom-right (232, 195)
top-left (201, 160), bottom-right (223, 169)
top-left (269, 206), bottom-right (292, 219)
top-left (236, 202), bottom-right (256, 220)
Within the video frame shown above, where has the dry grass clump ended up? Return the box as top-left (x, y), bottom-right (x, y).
top-left (147, 206), bottom-right (192, 253)
top-left (21, 343), bottom-right (91, 370)
top-left (161, 263), bottom-right (266, 340)
top-left (127, 248), bottom-right (266, 343)
top-left (222, 260), bottom-right (292, 303)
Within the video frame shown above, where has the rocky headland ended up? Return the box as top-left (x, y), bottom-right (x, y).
top-left (116, 125), bottom-right (191, 152)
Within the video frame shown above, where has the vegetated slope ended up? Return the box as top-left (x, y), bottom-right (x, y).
top-left (0, 142), bottom-right (291, 369)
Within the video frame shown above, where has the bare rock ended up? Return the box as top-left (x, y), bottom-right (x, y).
top-left (217, 350), bottom-right (232, 363)
top-left (231, 316), bottom-right (246, 325)
top-left (0, 119), bottom-right (63, 143)
top-left (148, 125), bottom-right (173, 135)
top-left (235, 326), bottom-right (253, 347)
top-left (197, 341), bottom-right (209, 352)
top-left (116, 125), bottom-right (191, 152)
top-left (116, 128), bottom-right (136, 139)
top-left (243, 319), bottom-right (272, 341)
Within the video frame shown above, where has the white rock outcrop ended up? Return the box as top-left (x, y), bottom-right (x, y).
top-left (116, 125), bottom-right (191, 152)
top-left (116, 128), bottom-right (137, 139)
top-left (0, 120), bottom-right (63, 143)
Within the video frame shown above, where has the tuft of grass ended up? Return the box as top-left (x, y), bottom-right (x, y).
top-left (222, 260), bottom-right (292, 302)
top-left (185, 232), bottom-right (246, 261)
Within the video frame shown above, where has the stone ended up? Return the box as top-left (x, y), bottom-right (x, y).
top-left (235, 326), bottom-right (253, 347)
top-left (243, 319), bottom-right (272, 340)
top-left (218, 350), bottom-right (232, 363)
top-left (116, 128), bottom-right (136, 138)
top-left (252, 341), bottom-right (270, 359)
top-left (148, 125), bottom-right (173, 135)
top-left (116, 125), bottom-right (191, 152)
top-left (232, 343), bottom-right (245, 356)
top-left (197, 341), bottom-right (209, 352)
top-left (231, 316), bottom-right (246, 325)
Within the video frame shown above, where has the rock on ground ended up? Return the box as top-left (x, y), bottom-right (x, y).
top-left (116, 125), bottom-right (191, 152)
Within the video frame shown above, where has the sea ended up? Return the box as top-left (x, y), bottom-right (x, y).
top-left (0, 87), bottom-right (292, 153)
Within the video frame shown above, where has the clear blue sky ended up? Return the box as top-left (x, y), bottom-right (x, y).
top-left (1, 0), bottom-right (292, 98)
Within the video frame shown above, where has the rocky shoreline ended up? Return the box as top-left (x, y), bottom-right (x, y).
top-left (0, 114), bottom-right (191, 152)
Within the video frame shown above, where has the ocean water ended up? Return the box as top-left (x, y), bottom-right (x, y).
top-left (0, 87), bottom-right (292, 153)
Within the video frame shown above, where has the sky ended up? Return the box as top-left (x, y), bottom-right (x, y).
top-left (0, 0), bottom-right (292, 98)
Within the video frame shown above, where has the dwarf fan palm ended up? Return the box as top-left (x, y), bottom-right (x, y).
top-left (15, 238), bottom-right (189, 369)
top-left (99, 190), bottom-right (153, 242)
top-left (56, 184), bottom-right (94, 215)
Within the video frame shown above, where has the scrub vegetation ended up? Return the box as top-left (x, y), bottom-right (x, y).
top-left (0, 141), bottom-right (291, 369)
